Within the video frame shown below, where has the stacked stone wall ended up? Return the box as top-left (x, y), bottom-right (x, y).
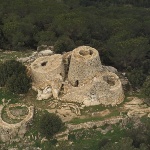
top-left (68, 46), bottom-right (103, 86)
top-left (30, 45), bottom-right (124, 106)
top-left (62, 72), bottom-right (124, 106)
top-left (31, 54), bottom-right (65, 88)
top-left (0, 105), bottom-right (34, 142)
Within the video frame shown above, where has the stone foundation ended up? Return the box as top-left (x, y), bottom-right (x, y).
top-left (0, 104), bottom-right (34, 142)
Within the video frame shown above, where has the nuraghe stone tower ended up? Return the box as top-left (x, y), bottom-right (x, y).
top-left (68, 46), bottom-right (102, 86)
top-left (30, 46), bottom-right (124, 106)
top-left (30, 54), bottom-right (65, 98)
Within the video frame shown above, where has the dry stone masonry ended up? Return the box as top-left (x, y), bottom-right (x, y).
top-left (30, 46), bottom-right (124, 106)
top-left (31, 54), bottom-right (65, 98)
top-left (0, 104), bottom-right (34, 142)
top-left (68, 46), bottom-right (103, 86)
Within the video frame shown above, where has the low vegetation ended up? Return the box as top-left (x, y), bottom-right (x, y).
top-left (39, 111), bottom-right (63, 139)
top-left (0, 60), bottom-right (31, 94)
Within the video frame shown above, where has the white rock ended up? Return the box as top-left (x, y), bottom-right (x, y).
top-left (104, 66), bottom-right (118, 73)
top-left (38, 50), bottom-right (53, 56)
top-left (37, 87), bottom-right (52, 100)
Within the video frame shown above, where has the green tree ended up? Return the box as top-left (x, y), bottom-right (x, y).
top-left (126, 122), bottom-right (150, 149)
top-left (6, 73), bottom-right (31, 94)
top-left (34, 30), bottom-right (57, 46)
top-left (100, 137), bottom-right (149, 150)
top-left (142, 59), bottom-right (150, 75)
top-left (0, 60), bottom-right (26, 86)
top-left (142, 76), bottom-right (150, 97)
top-left (127, 69), bottom-right (146, 88)
top-left (39, 111), bottom-right (63, 139)
top-left (53, 12), bottom-right (90, 43)
top-left (2, 20), bottom-right (37, 50)
top-left (0, 60), bottom-right (31, 94)
top-left (107, 37), bottom-right (149, 69)
top-left (101, 138), bottom-right (137, 150)
top-left (54, 36), bottom-right (75, 53)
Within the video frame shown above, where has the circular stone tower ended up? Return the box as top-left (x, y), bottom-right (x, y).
top-left (68, 46), bottom-right (103, 86)
top-left (30, 54), bottom-right (65, 88)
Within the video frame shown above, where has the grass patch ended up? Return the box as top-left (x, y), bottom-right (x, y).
top-left (0, 88), bottom-right (20, 104)
top-left (9, 106), bottom-right (28, 116)
top-left (22, 89), bottom-right (55, 109)
top-left (81, 104), bottom-right (107, 115)
top-left (70, 108), bottom-right (120, 124)
top-left (66, 125), bottom-right (126, 150)
top-left (140, 115), bottom-right (150, 124)
top-left (0, 50), bottom-right (33, 63)
top-left (1, 106), bottom-right (23, 124)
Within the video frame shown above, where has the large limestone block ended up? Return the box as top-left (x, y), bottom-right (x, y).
top-left (37, 87), bottom-right (52, 100)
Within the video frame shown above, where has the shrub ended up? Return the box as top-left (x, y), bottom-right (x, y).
top-left (126, 122), bottom-right (150, 149)
top-left (54, 36), bottom-right (75, 54)
top-left (39, 111), bottom-right (63, 139)
top-left (98, 138), bottom-right (109, 149)
top-left (0, 60), bottom-right (26, 86)
top-left (6, 74), bottom-right (31, 94)
top-left (68, 134), bottom-right (76, 141)
top-left (127, 69), bottom-right (146, 88)
top-left (142, 76), bottom-right (150, 97)
top-left (0, 60), bottom-right (31, 94)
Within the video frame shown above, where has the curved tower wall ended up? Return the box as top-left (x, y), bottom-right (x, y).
top-left (68, 46), bottom-right (103, 86)
top-left (30, 54), bottom-right (65, 88)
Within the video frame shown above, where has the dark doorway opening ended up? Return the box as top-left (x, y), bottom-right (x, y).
top-left (74, 80), bottom-right (79, 87)
top-left (41, 61), bottom-right (47, 66)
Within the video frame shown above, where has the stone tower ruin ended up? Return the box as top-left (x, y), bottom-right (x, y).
top-left (30, 54), bottom-right (65, 98)
top-left (31, 54), bottom-right (65, 88)
top-left (68, 46), bottom-right (102, 86)
top-left (30, 46), bottom-right (124, 106)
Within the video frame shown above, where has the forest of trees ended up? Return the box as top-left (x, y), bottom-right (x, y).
top-left (0, 0), bottom-right (150, 91)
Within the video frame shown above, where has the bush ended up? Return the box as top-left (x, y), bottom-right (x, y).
top-left (0, 60), bottom-right (26, 86)
top-left (68, 134), bottom-right (76, 141)
top-left (0, 60), bottom-right (31, 94)
top-left (54, 36), bottom-right (75, 54)
top-left (126, 122), bottom-right (150, 149)
top-left (39, 111), bottom-right (63, 139)
top-left (98, 138), bottom-right (109, 149)
top-left (100, 137), bottom-right (149, 150)
top-left (142, 76), bottom-right (150, 97)
top-left (6, 74), bottom-right (31, 94)
top-left (127, 69), bottom-right (146, 88)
